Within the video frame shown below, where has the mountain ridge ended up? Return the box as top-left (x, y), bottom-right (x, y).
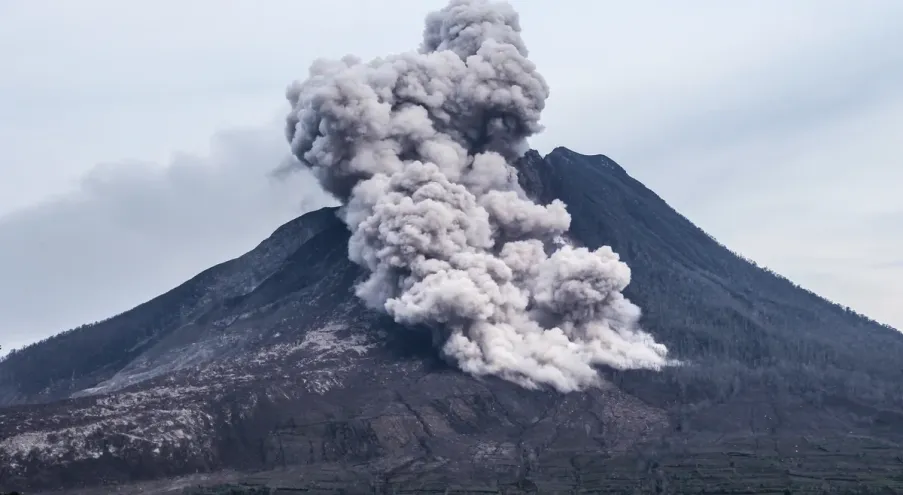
top-left (0, 207), bottom-right (340, 405)
top-left (1, 147), bottom-right (902, 493)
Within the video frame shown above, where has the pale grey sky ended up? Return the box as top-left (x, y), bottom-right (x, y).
top-left (1, 0), bottom-right (901, 353)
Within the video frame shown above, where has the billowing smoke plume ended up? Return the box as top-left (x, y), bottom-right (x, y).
top-left (284, 0), bottom-right (673, 392)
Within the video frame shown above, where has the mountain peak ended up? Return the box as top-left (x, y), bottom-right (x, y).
top-left (545, 146), bottom-right (624, 173)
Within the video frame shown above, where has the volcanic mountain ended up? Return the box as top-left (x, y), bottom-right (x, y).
top-left (1, 148), bottom-right (902, 494)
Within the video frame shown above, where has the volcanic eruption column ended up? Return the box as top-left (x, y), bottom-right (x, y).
top-left (284, 0), bottom-right (673, 392)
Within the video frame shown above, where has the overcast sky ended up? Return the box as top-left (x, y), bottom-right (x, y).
top-left (1, 0), bottom-right (901, 354)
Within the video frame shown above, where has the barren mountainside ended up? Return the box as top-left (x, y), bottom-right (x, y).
top-left (1, 148), bottom-right (902, 493)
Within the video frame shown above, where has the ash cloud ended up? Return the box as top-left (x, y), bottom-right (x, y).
top-left (284, 0), bottom-right (673, 392)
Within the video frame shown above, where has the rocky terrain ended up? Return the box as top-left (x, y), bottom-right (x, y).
top-left (1, 148), bottom-right (902, 493)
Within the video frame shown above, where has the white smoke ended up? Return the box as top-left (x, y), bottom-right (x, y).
top-left (284, 0), bottom-right (673, 392)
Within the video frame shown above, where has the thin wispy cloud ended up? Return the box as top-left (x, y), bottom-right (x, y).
top-left (0, 124), bottom-right (333, 351)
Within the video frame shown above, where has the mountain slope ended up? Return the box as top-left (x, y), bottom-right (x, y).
top-left (2, 148), bottom-right (902, 493)
top-left (0, 207), bottom-right (339, 405)
top-left (523, 148), bottom-right (902, 398)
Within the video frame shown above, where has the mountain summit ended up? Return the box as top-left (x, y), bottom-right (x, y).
top-left (1, 148), bottom-right (902, 493)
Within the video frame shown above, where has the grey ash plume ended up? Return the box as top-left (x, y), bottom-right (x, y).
top-left (284, 0), bottom-right (673, 392)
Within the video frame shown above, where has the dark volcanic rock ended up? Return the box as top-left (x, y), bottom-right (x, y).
top-left (2, 148), bottom-right (903, 493)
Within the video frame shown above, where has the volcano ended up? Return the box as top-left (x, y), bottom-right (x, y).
top-left (1, 148), bottom-right (902, 493)
top-left (4, 0), bottom-right (903, 491)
